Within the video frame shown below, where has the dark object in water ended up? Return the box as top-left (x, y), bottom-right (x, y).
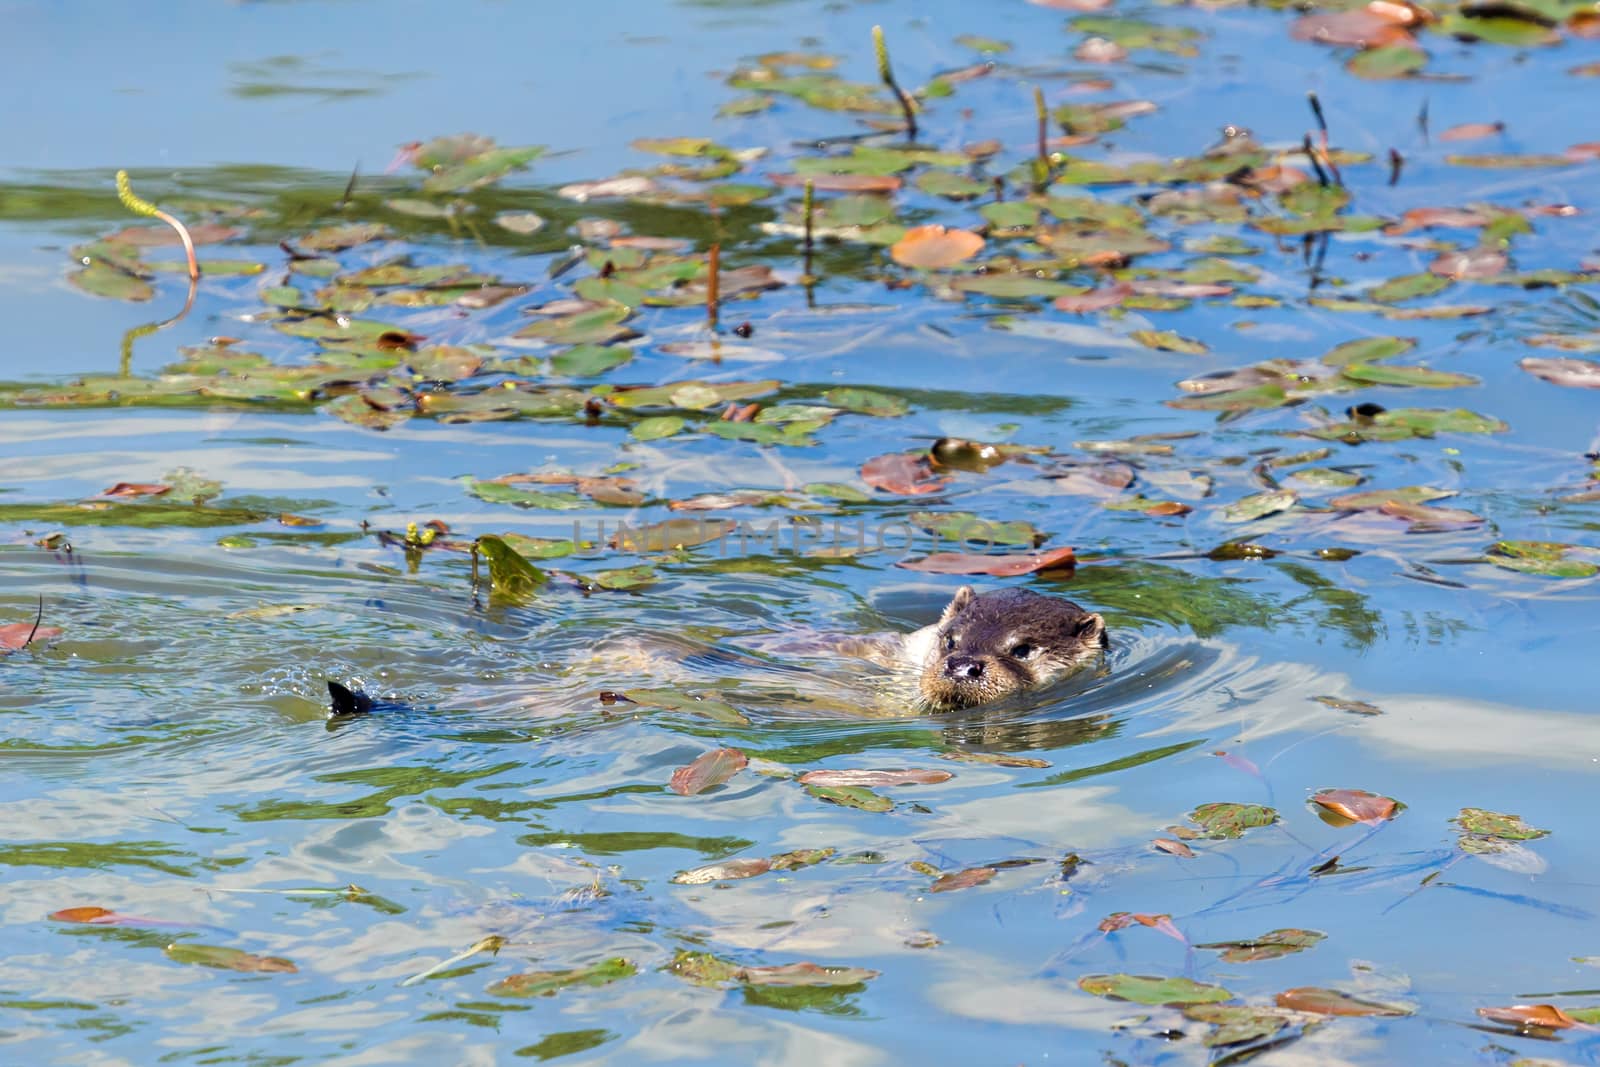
top-left (327, 680), bottom-right (376, 718)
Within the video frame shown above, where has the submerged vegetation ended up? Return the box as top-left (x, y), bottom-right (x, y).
top-left (3, 2), bottom-right (1600, 1064)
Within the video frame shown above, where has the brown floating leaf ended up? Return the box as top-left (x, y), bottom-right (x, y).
top-left (897, 546), bottom-right (1076, 576)
top-left (799, 769), bottom-right (953, 787)
top-left (890, 225), bottom-right (986, 270)
top-left (0, 617), bottom-right (62, 652)
top-left (1153, 837), bottom-right (1196, 858)
top-left (671, 858), bottom-right (773, 885)
top-left (861, 452), bottom-right (953, 495)
top-left (1521, 356), bottom-right (1600, 389)
top-left (1276, 987), bottom-right (1413, 1017)
top-left (1439, 121), bottom-right (1505, 142)
top-left (772, 172), bottom-right (902, 193)
top-left (1099, 913), bottom-right (1186, 941)
top-left (670, 748), bottom-right (749, 796)
top-left (1429, 247), bottom-right (1507, 279)
top-left (1053, 283), bottom-right (1133, 313)
top-left (163, 944), bottom-right (297, 973)
top-left (739, 961), bottom-right (881, 987)
top-left (50, 907), bottom-right (120, 923)
top-left (1196, 928), bottom-right (1325, 962)
top-left (99, 482), bottom-right (171, 499)
top-left (1475, 1003), bottom-right (1579, 1030)
top-left (1290, 7), bottom-right (1416, 46)
top-left (929, 867), bottom-right (997, 893)
top-left (1311, 788), bottom-right (1399, 824)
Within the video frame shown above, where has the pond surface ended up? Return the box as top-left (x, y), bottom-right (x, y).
top-left (4, 0), bottom-right (1600, 1063)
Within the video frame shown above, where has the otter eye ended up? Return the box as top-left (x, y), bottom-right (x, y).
top-left (1009, 642), bottom-right (1034, 659)
top-left (943, 632), bottom-right (957, 651)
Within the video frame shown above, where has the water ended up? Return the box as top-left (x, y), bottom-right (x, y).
top-left (3, 0), bottom-right (1600, 1062)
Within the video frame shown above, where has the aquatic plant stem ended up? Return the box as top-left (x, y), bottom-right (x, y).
top-left (802, 179), bottom-right (815, 281)
top-left (707, 243), bottom-right (721, 331)
top-left (872, 25), bottom-right (918, 142)
top-left (1033, 86), bottom-right (1051, 192)
top-left (115, 170), bottom-right (199, 280)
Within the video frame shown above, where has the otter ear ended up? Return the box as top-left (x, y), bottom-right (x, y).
top-left (1076, 612), bottom-right (1107, 649)
top-left (939, 585), bottom-right (975, 625)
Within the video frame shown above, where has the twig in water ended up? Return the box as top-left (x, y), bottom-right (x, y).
top-left (1418, 98), bottom-right (1430, 145)
top-left (1306, 92), bottom-right (1343, 186)
top-left (115, 170), bottom-right (199, 280)
top-left (1302, 134), bottom-right (1330, 188)
top-left (872, 25), bottom-right (918, 142)
top-left (1388, 148), bottom-right (1404, 187)
top-left (336, 163), bottom-right (360, 210)
top-left (23, 597), bottom-right (43, 648)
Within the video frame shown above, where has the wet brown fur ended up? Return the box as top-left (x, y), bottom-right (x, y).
top-left (915, 586), bottom-right (1106, 709)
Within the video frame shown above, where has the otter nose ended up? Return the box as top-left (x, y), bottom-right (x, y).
top-left (944, 655), bottom-right (984, 680)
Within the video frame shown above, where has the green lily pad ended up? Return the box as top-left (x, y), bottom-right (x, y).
top-left (516, 305), bottom-right (638, 346)
top-left (630, 416), bottom-right (688, 442)
top-left (551, 344), bottom-right (634, 377)
top-left (69, 262), bottom-right (154, 301)
top-left (804, 784), bottom-right (893, 812)
top-left (1220, 490), bottom-right (1297, 523)
top-left (822, 387), bottom-right (908, 416)
top-left (1320, 336), bottom-right (1416, 366)
top-left (1348, 44), bottom-right (1427, 80)
top-left (1452, 808), bottom-right (1550, 841)
top-left (1188, 802), bottom-right (1279, 839)
top-left (1078, 973), bottom-right (1233, 1006)
top-left (487, 957), bottom-right (636, 998)
top-left (1340, 363), bottom-right (1479, 388)
top-left (1307, 407), bottom-right (1508, 442)
top-left (421, 145), bottom-right (545, 194)
top-left (1370, 273), bottom-right (1452, 303)
top-left (909, 511), bottom-right (1043, 547)
top-left (1132, 330), bottom-right (1208, 354)
top-left (1195, 929), bottom-right (1326, 963)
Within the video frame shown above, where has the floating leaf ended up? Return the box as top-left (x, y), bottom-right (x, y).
top-left (861, 453), bottom-right (952, 496)
top-left (898, 547), bottom-right (1077, 576)
top-left (1079, 974), bottom-right (1233, 1006)
top-left (1220, 490), bottom-right (1297, 523)
top-left (1197, 929), bottom-right (1326, 963)
top-left (487, 958), bottom-right (636, 997)
top-left (799, 769), bottom-right (953, 787)
top-left (1486, 540), bottom-right (1599, 579)
top-left (1276, 987), bottom-right (1412, 1017)
top-left (891, 225), bottom-right (985, 270)
top-left (805, 784), bottom-right (893, 812)
top-left (670, 749), bottom-right (749, 796)
top-left (1188, 802), bottom-right (1278, 839)
top-left (1476, 1003), bottom-right (1578, 1030)
top-left (1183, 1004), bottom-right (1294, 1048)
top-left (671, 858), bottom-right (773, 885)
top-left (1131, 329), bottom-right (1208, 354)
top-left (1153, 837), bottom-right (1196, 858)
top-left (1340, 363), bottom-right (1478, 388)
top-left (164, 944), bottom-right (297, 973)
top-left (822, 387), bottom-right (907, 416)
top-left (1521, 356), bottom-right (1600, 389)
top-left (70, 262), bottom-right (154, 302)
top-left (929, 867), bottom-right (997, 892)
top-left (1370, 273), bottom-right (1451, 303)
top-left (630, 416), bottom-right (687, 442)
top-left (1311, 788), bottom-right (1399, 824)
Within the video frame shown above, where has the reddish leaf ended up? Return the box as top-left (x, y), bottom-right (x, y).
top-left (891, 225), bottom-right (986, 270)
top-left (99, 482), bottom-right (171, 499)
top-left (1276, 987), bottom-right (1412, 1016)
top-left (1429, 247), bottom-right (1507, 279)
top-left (1053, 284), bottom-right (1132, 313)
top-left (861, 453), bottom-right (952, 495)
top-left (772, 172), bottom-right (902, 193)
top-left (1476, 1003), bottom-right (1579, 1030)
top-left (1290, 9), bottom-right (1414, 47)
top-left (669, 748), bottom-right (749, 796)
top-left (105, 223), bottom-right (240, 247)
top-left (1312, 788), bottom-right (1399, 824)
top-left (1521, 356), bottom-right (1600, 389)
top-left (898, 546), bottom-right (1077, 576)
top-left (50, 907), bottom-right (120, 923)
top-left (0, 622), bottom-right (62, 652)
top-left (1439, 122), bottom-right (1505, 142)
top-left (1099, 912), bottom-right (1186, 942)
top-left (799, 769), bottom-right (953, 787)
top-left (1153, 838), bottom-right (1196, 858)
top-left (929, 866), bottom-right (997, 892)
top-left (1384, 206), bottom-right (1494, 234)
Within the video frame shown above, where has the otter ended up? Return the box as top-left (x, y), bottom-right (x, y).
top-left (902, 586), bottom-right (1107, 709)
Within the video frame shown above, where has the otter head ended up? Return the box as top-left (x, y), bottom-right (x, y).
top-left (918, 586), bottom-right (1106, 709)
